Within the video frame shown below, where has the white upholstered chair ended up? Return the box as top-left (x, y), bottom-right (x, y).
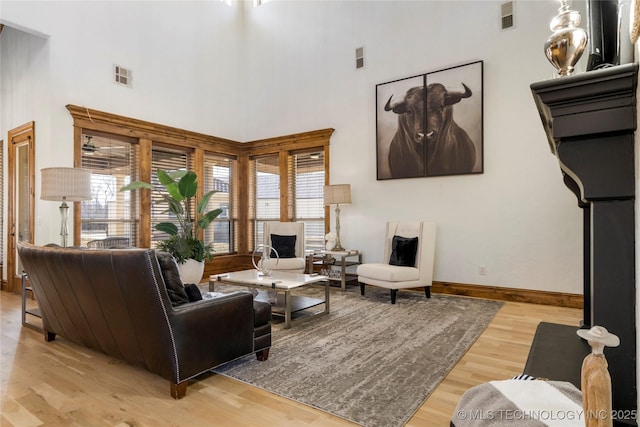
top-left (357, 221), bottom-right (436, 304)
top-left (262, 222), bottom-right (306, 273)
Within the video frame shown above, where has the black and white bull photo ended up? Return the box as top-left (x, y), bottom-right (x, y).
top-left (385, 82), bottom-right (476, 178)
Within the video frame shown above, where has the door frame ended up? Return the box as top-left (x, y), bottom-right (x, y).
top-left (7, 121), bottom-right (35, 293)
top-left (0, 139), bottom-right (3, 291)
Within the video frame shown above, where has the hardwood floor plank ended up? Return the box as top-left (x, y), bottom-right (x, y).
top-left (1, 290), bottom-right (581, 426)
top-left (1, 399), bottom-right (43, 427)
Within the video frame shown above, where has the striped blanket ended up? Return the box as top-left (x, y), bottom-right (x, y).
top-left (451, 379), bottom-right (583, 427)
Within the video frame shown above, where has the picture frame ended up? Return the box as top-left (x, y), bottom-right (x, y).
top-left (375, 60), bottom-right (483, 180)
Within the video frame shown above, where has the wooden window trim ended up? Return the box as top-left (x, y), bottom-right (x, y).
top-left (66, 105), bottom-right (333, 268)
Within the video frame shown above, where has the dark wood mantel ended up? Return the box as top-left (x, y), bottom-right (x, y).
top-left (531, 63), bottom-right (637, 425)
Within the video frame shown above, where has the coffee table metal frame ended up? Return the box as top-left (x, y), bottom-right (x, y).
top-left (209, 270), bottom-right (329, 329)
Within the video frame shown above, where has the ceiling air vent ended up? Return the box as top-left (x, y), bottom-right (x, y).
top-left (355, 46), bottom-right (365, 70)
top-left (114, 65), bottom-right (132, 87)
top-left (501, 1), bottom-right (514, 30)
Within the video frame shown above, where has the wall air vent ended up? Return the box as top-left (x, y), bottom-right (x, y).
top-left (114, 65), bottom-right (132, 87)
top-left (355, 46), bottom-right (365, 69)
top-left (501, 1), bottom-right (514, 30)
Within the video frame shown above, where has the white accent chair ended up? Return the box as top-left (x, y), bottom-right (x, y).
top-left (262, 222), bottom-right (306, 273)
top-left (357, 221), bottom-right (436, 304)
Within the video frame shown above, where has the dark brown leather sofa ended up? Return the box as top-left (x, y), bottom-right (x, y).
top-left (17, 242), bottom-right (271, 399)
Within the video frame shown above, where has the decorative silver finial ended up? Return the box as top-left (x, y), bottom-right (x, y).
top-left (544, 0), bottom-right (588, 76)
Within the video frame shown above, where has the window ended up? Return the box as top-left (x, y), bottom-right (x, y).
top-left (68, 105), bottom-right (332, 258)
top-left (250, 150), bottom-right (327, 253)
top-left (150, 147), bottom-right (193, 249)
top-left (251, 155), bottom-right (280, 250)
top-left (292, 151), bottom-right (325, 252)
top-left (80, 132), bottom-right (139, 247)
top-left (203, 152), bottom-right (236, 255)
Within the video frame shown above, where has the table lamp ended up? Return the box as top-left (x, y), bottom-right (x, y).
top-left (323, 184), bottom-right (351, 251)
top-left (41, 167), bottom-right (91, 246)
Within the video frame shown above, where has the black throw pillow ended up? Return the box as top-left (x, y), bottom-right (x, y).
top-left (184, 283), bottom-right (203, 302)
top-left (389, 235), bottom-right (419, 267)
top-left (270, 234), bottom-right (297, 258)
top-left (156, 251), bottom-right (190, 307)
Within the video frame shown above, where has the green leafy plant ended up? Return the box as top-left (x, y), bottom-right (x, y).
top-left (120, 169), bottom-right (222, 263)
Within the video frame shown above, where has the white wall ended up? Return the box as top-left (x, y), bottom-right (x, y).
top-left (1, 0), bottom-right (585, 294)
top-left (1, 0), bottom-right (244, 246)
top-left (241, 0), bottom-right (583, 293)
top-left (0, 25), bottom-right (51, 267)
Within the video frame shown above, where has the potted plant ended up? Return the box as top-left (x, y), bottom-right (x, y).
top-left (120, 169), bottom-right (222, 283)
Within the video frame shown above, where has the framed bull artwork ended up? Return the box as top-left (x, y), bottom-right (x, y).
top-left (375, 60), bottom-right (483, 179)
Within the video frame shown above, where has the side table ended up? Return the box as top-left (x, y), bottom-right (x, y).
top-left (307, 249), bottom-right (362, 291)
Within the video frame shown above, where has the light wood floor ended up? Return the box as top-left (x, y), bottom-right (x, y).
top-left (0, 290), bottom-right (581, 427)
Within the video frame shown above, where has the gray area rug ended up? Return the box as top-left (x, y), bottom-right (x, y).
top-left (213, 285), bottom-right (504, 427)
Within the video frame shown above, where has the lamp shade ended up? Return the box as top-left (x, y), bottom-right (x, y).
top-left (324, 184), bottom-right (351, 205)
top-left (41, 167), bottom-right (92, 202)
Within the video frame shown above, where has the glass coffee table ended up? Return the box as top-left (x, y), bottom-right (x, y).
top-left (209, 270), bottom-right (329, 328)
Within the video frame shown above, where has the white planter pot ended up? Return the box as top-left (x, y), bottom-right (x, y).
top-left (178, 259), bottom-right (205, 284)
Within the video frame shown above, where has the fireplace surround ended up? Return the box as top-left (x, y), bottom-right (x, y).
top-left (531, 63), bottom-right (638, 425)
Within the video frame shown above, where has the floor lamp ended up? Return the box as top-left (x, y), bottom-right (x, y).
top-left (323, 184), bottom-right (351, 252)
top-left (41, 167), bottom-right (92, 247)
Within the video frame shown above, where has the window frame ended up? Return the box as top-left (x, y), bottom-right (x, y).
top-left (203, 151), bottom-right (237, 255)
top-left (68, 104), bottom-right (332, 267)
top-left (149, 144), bottom-right (194, 249)
top-left (79, 130), bottom-right (140, 247)
top-left (290, 149), bottom-right (326, 252)
top-left (249, 149), bottom-right (328, 252)
top-left (251, 154), bottom-right (282, 251)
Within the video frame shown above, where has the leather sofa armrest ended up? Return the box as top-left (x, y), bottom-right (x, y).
top-left (168, 291), bottom-right (255, 376)
top-left (172, 291), bottom-right (252, 313)
top-left (170, 291), bottom-right (254, 329)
